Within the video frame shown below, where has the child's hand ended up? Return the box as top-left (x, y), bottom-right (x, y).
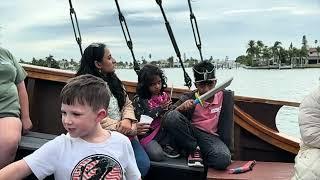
top-left (160, 100), bottom-right (172, 110)
top-left (176, 99), bottom-right (194, 112)
top-left (137, 122), bottom-right (151, 135)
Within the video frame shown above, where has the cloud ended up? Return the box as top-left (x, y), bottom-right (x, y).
top-left (1, 0), bottom-right (319, 62)
top-left (223, 6), bottom-right (320, 16)
top-left (223, 7), bottom-right (295, 15)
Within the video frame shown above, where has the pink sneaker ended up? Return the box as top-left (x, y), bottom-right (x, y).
top-left (187, 146), bottom-right (204, 167)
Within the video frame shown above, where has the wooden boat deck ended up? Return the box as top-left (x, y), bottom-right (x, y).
top-left (207, 161), bottom-right (294, 180)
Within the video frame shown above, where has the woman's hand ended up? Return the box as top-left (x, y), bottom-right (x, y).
top-left (176, 99), bottom-right (194, 112)
top-left (117, 118), bottom-right (132, 135)
top-left (136, 122), bottom-right (151, 135)
top-left (21, 117), bottom-right (33, 135)
top-left (17, 81), bottom-right (32, 134)
top-left (125, 123), bottom-right (138, 136)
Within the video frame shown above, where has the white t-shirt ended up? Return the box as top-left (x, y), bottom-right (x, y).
top-left (24, 131), bottom-right (140, 180)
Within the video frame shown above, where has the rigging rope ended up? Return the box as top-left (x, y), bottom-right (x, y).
top-left (188, 0), bottom-right (203, 61)
top-left (114, 0), bottom-right (140, 74)
top-left (68, 0), bottom-right (83, 56)
top-left (155, 0), bottom-right (192, 89)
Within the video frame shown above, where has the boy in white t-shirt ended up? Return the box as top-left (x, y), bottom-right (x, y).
top-left (0, 74), bottom-right (141, 180)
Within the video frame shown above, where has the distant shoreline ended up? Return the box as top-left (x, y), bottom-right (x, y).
top-left (242, 65), bottom-right (320, 70)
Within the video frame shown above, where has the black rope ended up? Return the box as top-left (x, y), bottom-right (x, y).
top-left (155, 0), bottom-right (192, 89)
top-left (114, 0), bottom-right (140, 75)
top-left (188, 0), bottom-right (203, 61)
top-left (68, 0), bottom-right (83, 56)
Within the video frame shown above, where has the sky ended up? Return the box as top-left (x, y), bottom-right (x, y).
top-left (0, 0), bottom-right (319, 62)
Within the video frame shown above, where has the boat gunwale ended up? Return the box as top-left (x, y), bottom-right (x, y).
top-left (22, 64), bottom-right (301, 107)
top-left (234, 105), bottom-right (300, 154)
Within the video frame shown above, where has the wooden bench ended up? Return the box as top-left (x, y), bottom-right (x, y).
top-left (207, 161), bottom-right (294, 180)
top-left (146, 156), bottom-right (205, 180)
top-left (19, 131), bottom-right (57, 151)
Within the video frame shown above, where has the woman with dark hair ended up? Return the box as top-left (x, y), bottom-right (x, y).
top-left (76, 43), bottom-right (150, 177)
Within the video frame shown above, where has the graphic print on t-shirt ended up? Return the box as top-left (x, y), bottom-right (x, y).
top-left (71, 154), bottom-right (123, 180)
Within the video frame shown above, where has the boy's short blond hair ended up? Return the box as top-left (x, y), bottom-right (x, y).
top-left (60, 74), bottom-right (110, 111)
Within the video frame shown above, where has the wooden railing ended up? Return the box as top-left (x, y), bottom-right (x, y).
top-left (234, 105), bottom-right (300, 154)
top-left (22, 64), bottom-right (189, 100)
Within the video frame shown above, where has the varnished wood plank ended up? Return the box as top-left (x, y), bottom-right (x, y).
top-left (23, 64), bottom-right (300, 104)
top-left (23, 64), bottom-right (301, 107)
top-left (207, 161), bottom-right (294, 180)
top-left (234, 105), bottom-right (300, 154)
top-left (235, 96), bottom-right (300, 107)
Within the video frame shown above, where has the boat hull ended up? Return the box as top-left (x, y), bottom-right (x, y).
top-left (17, 64), bottom-right (300, 179)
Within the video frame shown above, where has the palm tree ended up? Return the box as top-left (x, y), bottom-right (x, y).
top-left (299, 46), bottom-right (308, 67)
top-left (167, 56), bottom-right (174, 67)
top-left (302, 35), bottom-right (308, 48)
top-left (288, 43), bottom-right (294, 68)
top-left (45, 55), bottom-right (60, 69)
top-left (300, 35), bottom-right (308, 67)
top-left (292, 47), bottom-right (299, 67)
top-left (262, 45), bottom-right (271, 66)
top-left (256, 40), bottom-right (264, 61)
top-left (279, 47), bottom-right (288, 65)
top-left (246, 40), bottom-right (256, 66)
top-left (271, 41), bottom-right (281, 68)
top-left (300, 46), bottom-right (308, 66)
